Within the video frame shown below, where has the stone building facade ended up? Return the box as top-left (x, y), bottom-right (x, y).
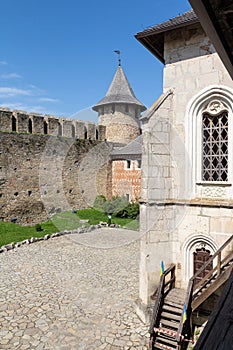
top-left (135, 10), bottom-right (233, 317)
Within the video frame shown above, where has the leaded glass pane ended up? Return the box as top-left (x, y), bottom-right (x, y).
top-left (202, 111), bottom-right (228, 181)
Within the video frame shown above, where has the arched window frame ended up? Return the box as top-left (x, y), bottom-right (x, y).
top-left (201, 101), bottom-right (228, 182)
top-left (182, 234), bottom-right (218, 281)
top-left (186, 85), bottom-right (233, 199)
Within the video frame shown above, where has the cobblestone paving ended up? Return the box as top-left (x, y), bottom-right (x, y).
top-left (0, 228), bottom-right (149, 349)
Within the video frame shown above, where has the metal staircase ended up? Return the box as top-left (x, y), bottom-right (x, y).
top-left (149, 235), bottom-right (233, 350)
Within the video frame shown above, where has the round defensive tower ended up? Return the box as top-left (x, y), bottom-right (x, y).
top-left (92, 64), bottom-right (146, 144)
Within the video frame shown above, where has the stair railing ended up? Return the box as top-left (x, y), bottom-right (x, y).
top-left (149, 264), bottom-right (176, 347)
top-left (192, 234), bottom-right (233, 299)
top-left (176, 279), bottom-right (194, 346)
top-left (176, 234), bottom-right (233, 346)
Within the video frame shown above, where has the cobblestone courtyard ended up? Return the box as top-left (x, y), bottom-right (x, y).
top-left (0, 228), bottom-right (149, 349)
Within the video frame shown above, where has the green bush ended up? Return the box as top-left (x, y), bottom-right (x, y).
top-left (103, 196), bottom-right (128, 215)
top-left (35, 224), bottom-right (43, 232)
top-left (93, 195), bottom-right (106, 211)
top-left (116, 201), bottom-right (140, 219)
top-left (76, 208), bottom-right (139, 230)
top-left (95, 195), bottom-right (140, 219)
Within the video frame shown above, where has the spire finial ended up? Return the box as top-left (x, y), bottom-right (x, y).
top-left (114, 50), bottom-right (121, 66)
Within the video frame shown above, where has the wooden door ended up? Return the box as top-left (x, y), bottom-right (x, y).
top-left (193, 248), bottom-right (213, 286)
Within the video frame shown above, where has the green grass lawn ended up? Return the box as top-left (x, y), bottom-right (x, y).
top-left (77, 208), bottom-right (139, 229)
top-left (0, 209), bottom-right (139, 247)
top-left (0, 221), bottom-right (57, 247)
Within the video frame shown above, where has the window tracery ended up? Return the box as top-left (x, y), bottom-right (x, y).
top-left (202, 100), bottom-right (228, 182)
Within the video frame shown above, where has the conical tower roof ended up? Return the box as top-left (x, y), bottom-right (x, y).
top-left (92, 66), bottom-right (146, 112)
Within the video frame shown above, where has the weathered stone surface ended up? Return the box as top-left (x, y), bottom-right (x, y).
top-left (139, 17), bottom-right (233, 310)
top-left (3, 243), bottom-right (14, 250)
top-left (0, 132), bottom-right (112, 225)
top-left (0, 228), bottom-right (149, 349)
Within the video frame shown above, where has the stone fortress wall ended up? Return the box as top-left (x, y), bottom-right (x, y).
top-left (0, 107), bottom-right (113, 225)
top-left (0, 62), bottom-right (145, 225)
top-left (0, 107), bottom-right (106, 141)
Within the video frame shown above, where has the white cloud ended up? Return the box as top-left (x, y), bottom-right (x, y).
top-left (27, 84), bottom-right (46, 95)
top-left (38, 97), bottom-right (59, 103)
top-left (0, 102), bottom-right (50, 114)
top-left (0, 87), bottom-right (32, 97)
top-left (0, 102), bottom-right (30, 111)
top-left (0, 101), bottom-right (63, 116)
top-left (1, 73), bottom-right (22, 79)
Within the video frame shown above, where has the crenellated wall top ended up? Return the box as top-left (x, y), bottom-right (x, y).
top-left (0, 107), bottom-right (103, 140)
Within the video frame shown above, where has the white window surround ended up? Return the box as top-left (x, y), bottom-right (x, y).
top-left (182, 233), bottom-right (218, 281)
top-left (185, 85), bottom-right (233, 199)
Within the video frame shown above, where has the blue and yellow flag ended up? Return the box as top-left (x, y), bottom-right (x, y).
top-left (183, 304), bottom-right (187, 323)
top-left (160, 261), bottom-right (165, 276)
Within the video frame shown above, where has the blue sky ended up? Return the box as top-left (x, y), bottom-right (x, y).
top-left (0, 0), bottom-right (191, 122)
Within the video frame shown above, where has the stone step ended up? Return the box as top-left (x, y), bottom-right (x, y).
top-left (156, 335), bottom-right (178, 347)
top-left (158, 326), bottom-right (180, 336)
top-left (165, 289), bottom-right (186, 305)
top-left (166, 288), bottom-right (186, 298)
top-left (154, 340), bottom-right (177, 350)
top-left (160, 318), bottom-right (180, 330)
top-left (163, 304), bottom-right (183, 315)
top-left (164, 300), bottom-right (183, 310)
top-left (161, 311), bottom-right (181, 322)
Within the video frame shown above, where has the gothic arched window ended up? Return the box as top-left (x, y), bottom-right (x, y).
top-left (202, 101), bottom-right (228, 182)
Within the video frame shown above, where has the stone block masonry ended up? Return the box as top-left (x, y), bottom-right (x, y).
top-left (0, 107), bottom-right (106, 141)
top-left (0, 132), bottom-right (112, 224)
top-left (0, 229), bottom-right (149, 349)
